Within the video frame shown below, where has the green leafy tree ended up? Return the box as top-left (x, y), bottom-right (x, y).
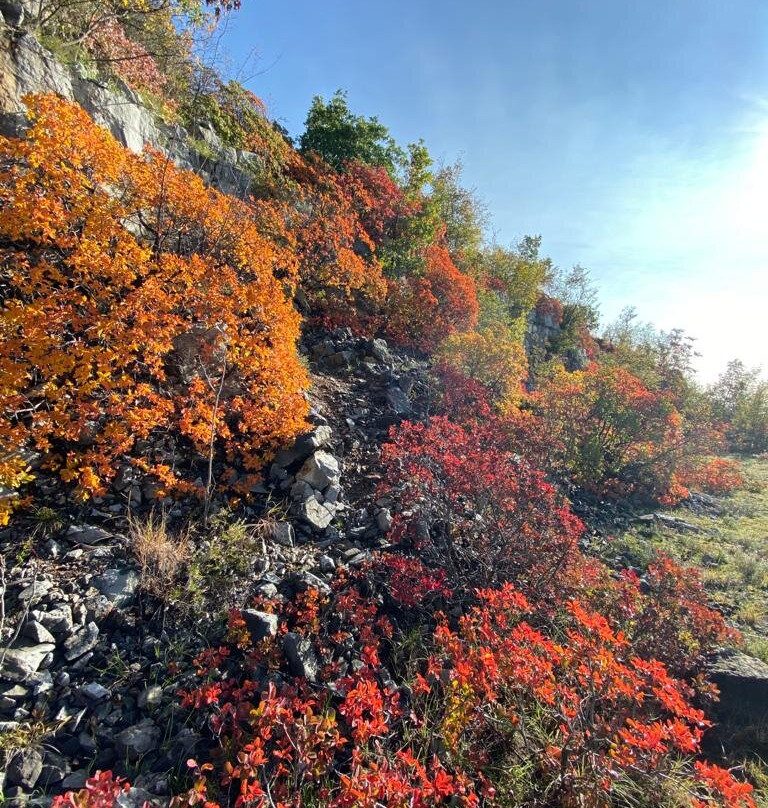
top-left (474, 236), bottom-right (551, 338)
top-left (430, 160), bottom-right (487, 264)
top-left (708, 360), bottom-right (768, 454)
top-left (299, 91), bottom-right (405, 176)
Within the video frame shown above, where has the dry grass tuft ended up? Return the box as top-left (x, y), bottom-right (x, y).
top-left (130, 511), bottom-right (190, 598)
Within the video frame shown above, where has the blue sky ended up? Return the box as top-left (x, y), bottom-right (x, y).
top-left (220, 0), bottom-right (768, 380)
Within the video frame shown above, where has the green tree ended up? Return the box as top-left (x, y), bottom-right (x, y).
top-left (299, 91), bottom-right (405, 176)
top-left (430, 160), bottom-right (487, 263)
top-left (708, 360), bottom-right (768, 453)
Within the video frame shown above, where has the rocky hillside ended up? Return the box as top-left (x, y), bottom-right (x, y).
top-left (0, 4), bottom-right (766, 808)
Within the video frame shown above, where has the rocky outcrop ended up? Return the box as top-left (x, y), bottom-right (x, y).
top-left (709, 650), bottom-right (768, 727)
top-left (0, 29), bottom-right (262, 199)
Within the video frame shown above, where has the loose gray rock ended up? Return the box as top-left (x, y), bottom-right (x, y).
top-left (93, 568), bottom-right (139, 607)
top-left (66, 524), bottom-right (113, 544)
top-left (296, 451), bottom-right (340, 491)
top-left (385, 385), bottom-right (412, 415)
top-left (116, 787), bottom-right (156, 808)
top-left (273, 425), bottom-right (333, 468)
top-left (38, 751), bottom-right (71, 787)
top-left (80, 681), bottom-right (111, 703)
top-left (18, 579), bottom-right (52, 603)
top-left (137, 684), bottom-right (163, 709)
top-left (7, 748), bottom-right (43, 789)
top-left (0, 644), bottom-right (55, 682)
top-left (21, 620), bottom-right (55, 645)
top-left (283, 633), bottom-right (319, 682)
top-left (369, 338), bottom-right (392, 364)
top-left (116, 720), bottom-right (161, 761)
top-left (242, 610), bottom-right (278, 643)
top-left (63, 621), bottom-right (99, 661)
top-left (376, 509), bottom-right (393, 533)
top-left (270, 522), bottom-right (294, 547)
top-left (290, 570), bottom-right (331, 596)
top-left (35, 605), bottom-right (74, 636)
top-left (297, 497), bottom-right (333, 530)
top-left (62, 771), bottom-right (89, 790)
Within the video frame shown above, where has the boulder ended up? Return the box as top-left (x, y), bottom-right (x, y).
top-left (241, 610), bottom-right (278, 643)
top-left (709, 651), bottom-right (768, 726)
top-left (0, 643), bottom-right (55, 682)
top-left (283, 633), bottom-right (319, 682)
top-left (296, 451), bottom-right (340, 491)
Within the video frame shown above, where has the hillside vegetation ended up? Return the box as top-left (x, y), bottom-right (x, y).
top-left (0, 3), bottom-right (767, 808)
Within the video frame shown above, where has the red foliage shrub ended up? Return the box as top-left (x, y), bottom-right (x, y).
top-left (628, 553), bottom-right (739, 680)
top-left (384, 245), bottom-right (479, 352)
top-left (426, 583), bottom-right (755, 808)
top-left (85, 19), bottom-right (168, 97)
top-left (52, 771), bottom-right (138, 808)
top-left (341, 159), bottom-right (420, 247)
top-left (433, 364), bottom-right (495, 423)
top-left (679, 457), bottom-right (745, 496)
top-left (378, 553), bottom-right (452, 608)
top-left (379, 416), bottom-right (584, 600)
top-left (534, 293), bottom-right (564, 324)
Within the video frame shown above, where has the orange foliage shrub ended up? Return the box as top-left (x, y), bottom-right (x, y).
top-left (384, 244), bottom-right (478, 352)
top-left (0, 95), bottom-right (308, 506)
top-left (528, 363), bottom-right (689, 502)
top-left (429, 584), bottom-right (755, 808)
top-left (288, 155), bottom-right (386, 328)
top-left (677, 457), bottom-right (745, 497)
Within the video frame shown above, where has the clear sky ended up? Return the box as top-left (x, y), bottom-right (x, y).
top-left (219, 0), bottom-right (768, 381)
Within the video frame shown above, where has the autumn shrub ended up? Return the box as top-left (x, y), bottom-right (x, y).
top-left (384, 245), bottom-right (479, 352)
top-left (433, 365), bottom-right (496, 424)
top-left (105, 573), bottom-right (751, 808)
top-left (677, 457), bottom-right (745, 496)
top-left (0, 94), bottom-right (308, 511)
top-left (427, 584), bottom-right (755, 808)
top-left (51, 770), bottom-right (134, 808)
top-left (379, 416), bottom-right (584, 600)
top-left (528, 362), bottom-right (693, 502)
top-left (626, 553), bottom-right (738, 680)
top-left (84, 18), bottom-right (168, 97)
top-left (435, 324), bottom-right (528, 409)
top-left (288, 154), bottom-right (387, 328)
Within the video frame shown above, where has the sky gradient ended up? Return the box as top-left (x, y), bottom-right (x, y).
top-left (221, 0), bottom-right (768, 380)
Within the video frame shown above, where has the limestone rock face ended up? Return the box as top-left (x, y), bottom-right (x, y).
top-left (0, 31), bottom-right (258, 199)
